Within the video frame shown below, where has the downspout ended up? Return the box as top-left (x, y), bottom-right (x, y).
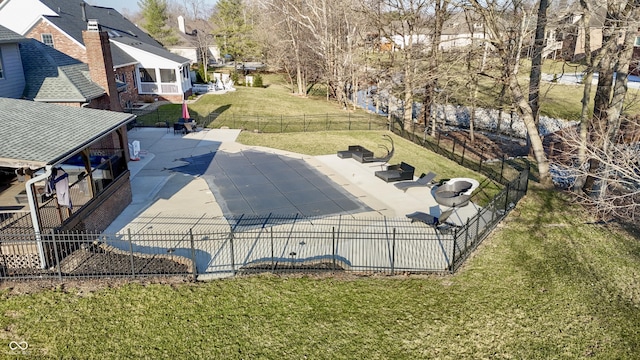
top-left (26, 165), bottom-right (53, 269)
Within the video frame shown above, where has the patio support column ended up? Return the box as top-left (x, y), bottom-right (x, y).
top-left (26, 165), bottom-right (53, 269)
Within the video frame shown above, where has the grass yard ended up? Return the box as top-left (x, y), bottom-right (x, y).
top-left (1, 188), bottom-right (639, 358)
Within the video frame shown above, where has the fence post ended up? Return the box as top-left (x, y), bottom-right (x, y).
top-left (504, 183), bottom-right (511, 214)
top-left (368, 113), bottom-right (371, 130)
top-left (452, 138), bottom-right (457, 156)
top-left (391, 228), bottom-right (396, 275)
top-left (326, 113), bottom-right (329, 131)
top-left (437, 131), bottom-right (441, 148)
top-left (500, 155), bottom-right (506, 184)
top-left (280, 115), bottom-right (283, 133)
top-left (189, 229), bottom-right (197, 279)
top-left (461, 140), bottom-right (466, 165)
top-left (271, 227), bottom-right (275, 271)
top-left (303, 114), bottom-right (306, 132)
top-left (229, 232), bottom-right (235, 275)
top-left (465, 218), bottom-right (470, 251)
top-left (332, 227), bottom-right (336, 272)
top-left (450, 230), bottom-right (457, 273)
top-left (51, 230), bottom-right (62, 280)
top-left (127, 228), bottom-right (135, 277)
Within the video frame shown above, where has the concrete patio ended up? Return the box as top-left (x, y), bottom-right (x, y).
top-left (104, 128), bottom-right (487, 276)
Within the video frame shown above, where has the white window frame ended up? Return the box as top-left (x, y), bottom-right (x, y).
top-left (41, 33), bottom-right (54, 47)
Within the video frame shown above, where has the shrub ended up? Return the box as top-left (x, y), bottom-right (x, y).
top-left (231, 72), bottom-right (240, 86)
top-left (253, 73), bottom-right (264, 88)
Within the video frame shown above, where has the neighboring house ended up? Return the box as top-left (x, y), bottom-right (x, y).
top-left (0, 23), bottom-right (25, 98)
top-left (0, 0), bottom-right (192, 104)
top-left (631, 39), bottom-right (640, 76)
top-left (439, 11), bottom-right (486, 51)
top-left (549, 5), bottom-right (606, 61)
top-left (167, 15), bottom-right (221, 66)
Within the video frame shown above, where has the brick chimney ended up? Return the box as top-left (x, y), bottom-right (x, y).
top-left (82, 19), bottom-right (122, 111)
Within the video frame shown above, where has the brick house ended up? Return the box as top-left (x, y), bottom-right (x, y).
top-left (0, 25), bottom-right (136, 270)
top-left (0, 0), bottom-right (192, 105)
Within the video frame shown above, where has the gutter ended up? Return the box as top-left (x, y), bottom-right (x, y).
top-left (26, 165), bottom-right (53, 269)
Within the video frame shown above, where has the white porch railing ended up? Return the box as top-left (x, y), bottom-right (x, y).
top-left (139, 82), bottom-right (180, 94)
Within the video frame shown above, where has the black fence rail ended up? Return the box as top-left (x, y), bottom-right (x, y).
top-left (131, 108), bottom-right (388, 133)
top-left (0, 168), bottom-right (528, 280)
top-left (388, 115), bottom-right (529, 185)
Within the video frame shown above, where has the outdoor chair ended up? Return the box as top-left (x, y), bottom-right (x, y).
top-left (374, 162), bottom-right (415, 182)
top-left (173, 122), bottom-right (185, 135)
top-left (394, 171), bottom-right (437, 192)
top-left (337, 145), bottom-right (370, 159)
top-left (406, 208), bottom-right (455, 227)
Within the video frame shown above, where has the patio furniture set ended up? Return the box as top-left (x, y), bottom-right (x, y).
top-left (337, 139), bottom-right (479, 230)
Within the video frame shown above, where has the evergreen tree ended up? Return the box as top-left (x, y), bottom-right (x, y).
top-left (211, 0), bottom-right (258, 61)
top-left (138, 0), bottom-right (177, 45)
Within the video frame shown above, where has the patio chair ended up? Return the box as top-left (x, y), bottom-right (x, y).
top-left (406, 208), bottom-right (455, 227)
top-left (374, 161), bottom-right (415, 182)
top-left (394, 171), bottom-right (437, 192)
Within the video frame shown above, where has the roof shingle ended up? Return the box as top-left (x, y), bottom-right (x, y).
top-left (0, 98), bottom-right (134, 168)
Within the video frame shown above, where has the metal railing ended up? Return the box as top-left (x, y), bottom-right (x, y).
top-left (131, 108), bottom-right (388, 133)
top-left (1, 110), bottom-right (531, 279)
top-left (0, 168), bottom-right (528, 280)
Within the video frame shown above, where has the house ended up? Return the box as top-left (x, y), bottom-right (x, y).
top-left (0, 0), bottom-right (193, 105)
top-left (0, 24), bottom-right (136, 271)
top-left (0, 23), bottom-right (26, 98)
top-left (439, 11), bottom-right (486, 51)
top-left (631, 40), bottom-right (640, 76)
top-left (167, 15), bottom-right (221, 66)
top-left (549, 4), bottom-right (606, 61)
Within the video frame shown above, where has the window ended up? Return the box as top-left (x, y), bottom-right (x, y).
top-left (0, 49), bottom-right (4, 79)
top-left (159, 69), bottom-right (176, 83)
top-left (41, 33), bottom-right (54, 47)
top-left (139, 68), bottom-right (156, 82)
top-left (635, 36), bottom-right (640, 47)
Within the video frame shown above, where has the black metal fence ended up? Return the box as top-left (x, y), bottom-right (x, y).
top-left (0, 167), bottom-right (528, 280)
top-left (131, 107), bottom-right (388, 133)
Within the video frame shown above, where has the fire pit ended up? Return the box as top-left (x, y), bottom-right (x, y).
top-left (433, 178), bottom-right (479, 207)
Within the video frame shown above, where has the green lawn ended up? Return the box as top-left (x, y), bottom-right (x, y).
top-left (1, 188), bottom-right (639, 358)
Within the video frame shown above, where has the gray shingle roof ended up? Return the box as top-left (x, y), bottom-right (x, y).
top-left (0, 24), bottom-right (24, 44)
top-left (0, 98), bottom-right (134, 168)
top-left (39, 0), bottom-right (189, 65)
top-left (19, 39), bottom-right (106, 102)
top-left (112, 37), bottom-right (191, 64)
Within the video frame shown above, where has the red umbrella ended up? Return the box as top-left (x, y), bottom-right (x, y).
top-left (181, 100), bottom-right (191, 120)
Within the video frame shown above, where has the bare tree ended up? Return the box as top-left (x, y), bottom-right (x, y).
top-left (180, 0), bottom-right (216, 82)
top-left (553, 122), bottom-right (640, 221)
top-left (465, 0), bottom-right (552, 186)
top-left (582, 1), bottom-right (640, 194)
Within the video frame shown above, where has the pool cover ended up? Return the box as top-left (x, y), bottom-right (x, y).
top-left (178, 149), bottom-right (370, 218)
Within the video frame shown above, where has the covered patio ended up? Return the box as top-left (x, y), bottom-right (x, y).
top-left (0, 98), bottom-right (135, 268)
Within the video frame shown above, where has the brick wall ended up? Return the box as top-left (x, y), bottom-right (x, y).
top-left (27, 20), bottom-right (87, 62)
top-left (116, 64), bottom-right (140, 108)
top-left (82, 29), bottom-right (122, 112)
top-left (62, 173), bottom-right (132, 233)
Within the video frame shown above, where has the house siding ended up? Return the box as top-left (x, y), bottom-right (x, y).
top-left (27, 20), bottom-right (87, 62)
top-left (0, 43), bottom-right (26, 98)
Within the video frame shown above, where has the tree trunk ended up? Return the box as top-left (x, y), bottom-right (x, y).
top-left (573, 0), bottom-right (592, 191)
top-left (528, 0), bottom-right (548, 126)
top-left (509, 74), bottom-right (552, 187)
